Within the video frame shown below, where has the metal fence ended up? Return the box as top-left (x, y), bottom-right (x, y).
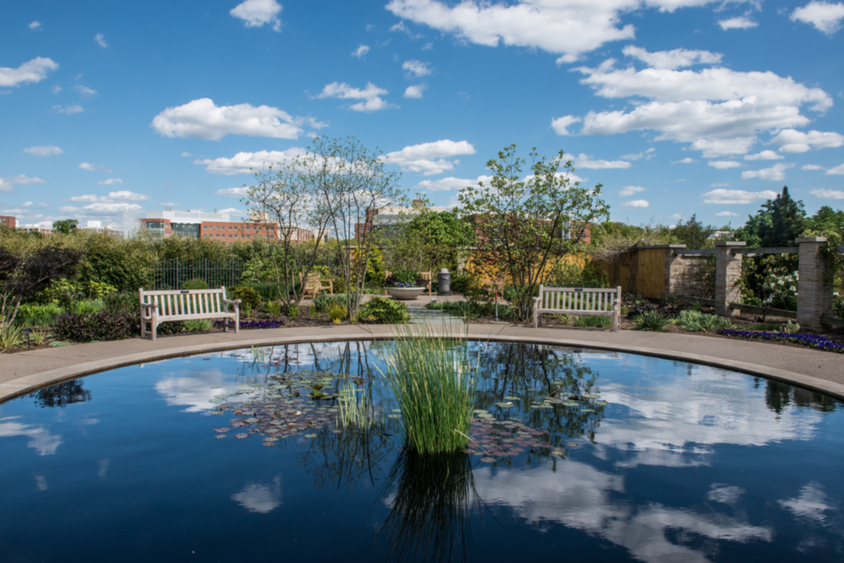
top-left (153, 259), bottom-right (245, 290)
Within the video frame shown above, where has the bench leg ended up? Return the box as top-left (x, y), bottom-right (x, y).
top-left (151, 320), bottom-right (157, 341)
top-left (533, 308), bottom-right (538, 329)
top-left (235, 309), bottom-right (240, 333)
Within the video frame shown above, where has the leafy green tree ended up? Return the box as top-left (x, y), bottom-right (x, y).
top-left (807, 205), bottom-right (844, 235)
top-left (671, 214), bottom-right (715, 249)
top-left (457, 145), bottom-right (609, 321)
top-left (52, 219), bottom-right (78, 234)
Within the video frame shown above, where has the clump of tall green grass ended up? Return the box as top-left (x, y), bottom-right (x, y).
top-left (380, 322), bottom-right (478, 454)
top-left (337, 382), bottom-right (377, 431)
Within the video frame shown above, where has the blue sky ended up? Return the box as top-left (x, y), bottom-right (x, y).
top-left (2, 0), bottom-right (843, 233)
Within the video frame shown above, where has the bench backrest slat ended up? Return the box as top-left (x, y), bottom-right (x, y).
top-left (139, 287), bottom-right (234, 318)
top-left (537, 286), bottom-right (620, 313)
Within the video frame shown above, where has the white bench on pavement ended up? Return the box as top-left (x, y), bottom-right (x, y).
top-left (140, 287), bottom-right (241, 341)
top-left (533, 286), bottom-right (622, 332)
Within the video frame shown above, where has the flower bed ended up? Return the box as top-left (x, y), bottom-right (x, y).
top-left (716, 329), bottom-right (844, 354)
top-left (214, 319), bottom-right (285, 330)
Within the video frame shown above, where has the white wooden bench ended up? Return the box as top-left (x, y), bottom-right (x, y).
top-left (139, 287), bottom-right (241, 341)
top-left (533, 286), bottom-right (622, 332)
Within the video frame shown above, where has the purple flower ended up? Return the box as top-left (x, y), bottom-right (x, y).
top-left (716, 329), bottom-right (844, 354)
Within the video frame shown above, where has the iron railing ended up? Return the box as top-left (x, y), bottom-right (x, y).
top-left (153, 259), bottom-right (245, 290)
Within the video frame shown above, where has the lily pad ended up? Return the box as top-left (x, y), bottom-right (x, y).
top-left (234, 433), bottom-right (249, 439)
top-left (495, 402), bottom-right (515, 408)
top-left (582, 393), bottom-right (600, 399)
top-left (563, 401), bottom-right (580, 407)
top-left (566, 441), bottom-right (578, 447)
top-left (209, 398), bottom-right (226, 403)
top-left (503, 396), bottom-right (521, 401)
top-left (480, 457), bottom-right (496, 463)
top-left (596, 400), bottom-right (609, 406)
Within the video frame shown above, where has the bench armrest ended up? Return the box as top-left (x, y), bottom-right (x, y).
top-left (222, 298), bottom-right (241, 305)
top-left (532, 297), bottom-right (540, 304)
top-left (140, 302), bottom-right (158, 310)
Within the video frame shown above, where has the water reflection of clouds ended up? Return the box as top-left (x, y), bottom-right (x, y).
top-left (231, 475), bottom-right (283, 514)
top-left (596, 365), bottom-right (821, 468)
top-left (778, 482), bottom-right (835, 526)
top-left (0, 416), bottom-right (63, 456)
top-left (474, 463), bottom-right (772, 563)
top-left (155, 369), bottom-right (247, 412)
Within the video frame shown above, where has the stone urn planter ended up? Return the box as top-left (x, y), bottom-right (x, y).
top-left (386, 287), bottom-right (426, 300)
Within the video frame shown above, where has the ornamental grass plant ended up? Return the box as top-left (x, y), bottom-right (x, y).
top-left (380, 322), bottom-right (478, 454)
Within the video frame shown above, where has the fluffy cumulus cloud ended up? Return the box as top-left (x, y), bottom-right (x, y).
top-left (97, 178), bottom-right (123, 185)
top-left (770, 129), bottom-right (844, 153)
top-left (567, 57), bottom-right (832, 157)
top-left (573, 153), bottom-right (631, 169)
top-left (791, 1), bottom-right (844, 34)
top-left (94, 33), bottom-right (107, 48)
top-left (551, 115), bottom-right (582, 135)
top-left (216, 187), bottom-right (250, 197)
top-left (414, 175), bottom-right (493, 191)
top-left (0, 175), bottom-right (46, 193)
top-left (151, 98), bottom-right (322, 140)
top-left (194, 148), bottom-right (306, 175)
top-left (351, 44), bottom-right (370, 58)
top-left (716, 211), bottom-right (739, 216)
top-left (718, 15), bottom-right (758, 29)
top-left (621, 199), bottom-right (649, 208)
top-left (316, 82), bottom-right (392, 112)
top-left (618, 185), bottom-right (646, 196)
top-left (230, 0), bottom-right (283, 32)
top-left (404, 84), bottom-right (426, 98)
top-left (60, 191), bottom-right (149, 220)
top-left (802, 164), bottom-right (825, 170)
top-left (702, 188), bottom-right (779, 204)
top-left (68, 191), bottom-right (148, 203)
top-left (622, 45), bottom-right (722, 69)
top-left (708, 160), bottom-right (742, 169)
top-left (741, 163), bottom-right (793, 181)
top-left (29, 21), bottom-right (42, 30)
top-left (810, 188), bottom-right (844, 199)
top-left (384, 140), bottom-right (475, 175)
top-left (402, 59), bottom-right (432, 77)
top-left (0, 57), bottom-right (58, 88)
top-left (24, 145), bottom-right (63, 156)
top-left (672, 157), bottom-right (695, 164)
top-left (744, 150), bottom-right (783, 160)
top-left (79, 162), bottom-right (113, 173)
top-left (827, 163), bottom-right (844, 174)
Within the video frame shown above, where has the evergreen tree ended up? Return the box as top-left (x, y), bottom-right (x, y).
top-left (757, 186), bottom-right (805, 247)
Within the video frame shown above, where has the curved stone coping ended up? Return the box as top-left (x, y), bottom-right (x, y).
top-left (2, 325), bottom-right (843, 404)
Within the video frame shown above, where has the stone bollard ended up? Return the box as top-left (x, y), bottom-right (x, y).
top-left (714, 242), bottom-right (745, 317)
top-left (796, 237), bottom-right (833, 332)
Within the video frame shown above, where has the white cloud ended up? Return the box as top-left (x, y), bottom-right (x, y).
top-left (151, 98), bottom-right (320, 140)
top-left (94, 33), bottom-right (107, 48)
top-left (708, 160), bottom-right (742, 169)
top-left (59, 202), bottom-right (142, 214)
top-left (68, 191), bottom-right (148, 203)
top-left (710, 182), bottom-right (730, 187)
top-left (802, 164), bottom-right (825, 170)
top-left (180, 152), bottom-right (193, 157)
top-left (29, 21), bottom-right (42, 30)
top-left (79, 162), bottom-right (113, 173)
top-left (702, 188), bottom-right (779, 204)
top-left (619, 185), bottom-right (646, 196)
top-left (51, 84), bottom-right (62, 94)
top-left (0, 57), bottom-right (59, 88)
top-left (76, 85), bottom-right (98, 95)
top-left (574, 153), bottom-right (631, 169)
top-left (316, 81), bottom-right (392, 112)
top-left (53, 104), bottom-right (84, 115)
top-left (741, 163), bottom-right (794, 181)
top-left (791, 1), bottom-right (844, 34)
top-left (404, 84), bottom-right (426, 98)
top-left (232, 476), bottom-right (283, 513)
top-left (107, 190), bottom-right (148, 200)
top-left (384, 140), bottom-right (476, 175)
top-left (21, 202), bottom-right (34, 208)
top-left (574, 60), bottom-right (832, 156)
top-left (827, 163), bottom-right (844, 174)
top-left (744, 150), bottom-right (784, 160)
top-left (551, 115), bottom-right (582, 135)
top-left (622, 45), bottom-right (722, 69)
top-left (230, 0), bottom-right (282, 32)
top-left (194, 148), bottom-right (306, 175)
top-left (672, 157), bottom-right (696, 164)
top-left (97, 178), bottom-right (123, 185)
top-left (716, 211), bottom-right (739, 216)
top-left (810, 188), bottom-right (844, 198)
top-left (0, 421), bottom-right (63, 456)
top-left (414, 175), bottom-right (493, 192)
top-left (718, 15), bottom-right (758, 29)
top-left (351, 44), bottom-right (370, 58)
top-left (0, 175), bottom-right (46, 193)
top-left (621, 199), bottom-right (649, 208)
top-left (24, 145), bottom-right (64, 156)
top-left (216, 187), bottom-right (250, 197)
top-left (778, 482), bottom-right (833, 524)
top-left (771, 129), bottom-right (844, 153)
top-left (402, 59), bottom-right (431, 77)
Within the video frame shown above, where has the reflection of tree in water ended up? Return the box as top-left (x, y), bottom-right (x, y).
top-left (759, 377), bottom-right (838, 415)
top-left (373, 449), bottom-right (486, 563)
top-left (29, 379), bottom-right (92, 408)
top-left (472, 343), bottom-right (607, 461)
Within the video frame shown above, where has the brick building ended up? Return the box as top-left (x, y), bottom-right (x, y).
top-left (140, 209), bottom-right (281, 245)
top-left (0, 215), bottom-right (17, 229)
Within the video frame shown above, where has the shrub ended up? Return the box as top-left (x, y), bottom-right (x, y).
top-left (332, 277), bottom-right (347, 294)
top-left (72, 299), bottom-right (105, 315)
top-left (328, 303), bottom-right (347, 324)
top-left (286, 304), bottom-right (300, 320)
top-left (181, 278), bottom-right (209, 290)
top-left (359, 296), bottom-right (409, 324)
top-left (54, 312), bottom-right (137, 342)
top-left (633, 311), bottom-right (667, 332)
top-left (450, 272), bottom-right (478, 295)
top-left (267, 300), bottom-right (282, 317)
top-left (184, 319), bottom-right (212, 332)
top-left (103, 291), bottom-right (138, 315)
top-left (313, 294), bottom-right (353, 313)
top-left (0, 324), bottom-right (26, 352)
top-left (672, 310), bottom-right (734, 332)
top-left (574, 315), bottom-right (613, 328)
top-left (249, 282), bottom-right (293, 301)
top-left (15, 303), bottom-right (64, 327)
top-left (226, 285), bottom-right (262, 310)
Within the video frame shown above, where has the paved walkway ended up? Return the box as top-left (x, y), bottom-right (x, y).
top-left (2, 324), bottom-right (843, 403)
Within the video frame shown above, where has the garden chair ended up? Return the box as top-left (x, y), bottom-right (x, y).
top-left (300, 272), bottom-right (333, 298)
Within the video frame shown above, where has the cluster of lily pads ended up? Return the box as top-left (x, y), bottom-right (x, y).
top-left (716, 329), bottom-right (844, 354)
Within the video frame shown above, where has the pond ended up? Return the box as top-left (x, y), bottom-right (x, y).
top-left (1, 340), bottom-right (842, 562)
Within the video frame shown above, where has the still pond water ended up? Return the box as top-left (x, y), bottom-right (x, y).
top-left (1, 341), bottom-right (842, 562)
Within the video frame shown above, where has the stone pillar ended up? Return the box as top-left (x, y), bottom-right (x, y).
top-left (714, 242), bottom-right (745, 317)
top-left (796, 237), bottom-right (833, 332)
top-left (664, 245), bottom-right (687, 296)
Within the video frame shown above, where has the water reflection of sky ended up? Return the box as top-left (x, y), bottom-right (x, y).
top-left (0, 342), bottom-right (842, 563)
